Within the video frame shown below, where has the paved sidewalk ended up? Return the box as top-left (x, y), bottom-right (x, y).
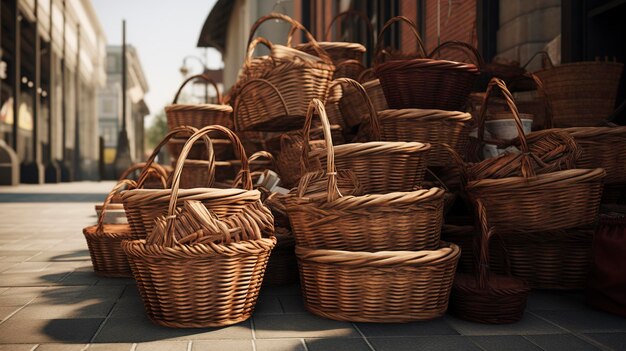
top-left (0, 182), bottom-right (624, 350)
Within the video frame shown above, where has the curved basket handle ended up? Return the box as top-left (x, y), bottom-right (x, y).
top-left (477, 78), bottom-right (535, 178)
top-left (165, 125), bottom-right (252, 237)
top-left (357, 67), bottom-right (376, 83)
top-left (233, 78), bottom-right (290, 131)
top-left (335, 59), bottom-right (366, 74)
top-left (521, 51), bottom-right (555, 70)
top-left (136, 126), bottom-right (215, 188)
top-left (299, 99), bottom-right (341, 203)
top-left (96, 179), bottom-right (137, 234)
top-left (329, 78), bottom-right (380, 139)
top-left (375, 16), bottom-right (427, 65)
top-left (428, 40), bottom-right (484, 68)
top-left (244, 36), bottom-right (274, 66)
top-left (247, 13), bottom-right (332, 64)
top-left (118, 162), bottom-right (168, 189)
top-left (172, 74), bottom-right (223, 105)
top-left (507, 73), bottom-right (554, 129)
top-left (324, 10), bottom-right (374, 46)
top-left (234, 150), bottom-right (277, 188)
top-left (476, 198), bottom-right (494, 290)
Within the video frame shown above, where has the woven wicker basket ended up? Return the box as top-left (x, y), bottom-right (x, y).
top-left (287, 99), bottom-right (444, 251)
top-left (338, 78), bottom-right (388, 129)
top-left (83, 180), bottom-right (141, 278)
top-left (165, 74), bottom-right (233, 130)
top-left (312, 79), bottom-right (431, 193)
top-left (297, 242), bottom-right (460, 322)
top-left (374, 17), bottom-right (481, 110)
top-left (532, 52), bottom-right (623, 127)
top-left (263, 228), bottom-right (298, 286)
top-left (122, 126), bottom-right (259, 238)
top-left (167, 135), bottom-right (233, 161)
top-left (122, 146), bottom-right (275, 327)
top-left (233, 14), bottom-right (334, 131)
top-left (362, 109), bottom-right (472, 167)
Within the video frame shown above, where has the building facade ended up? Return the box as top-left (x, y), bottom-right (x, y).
top-left (99, 45), bottom-right (149, 179)
top-left (0, 0), bottom-right (106, 184)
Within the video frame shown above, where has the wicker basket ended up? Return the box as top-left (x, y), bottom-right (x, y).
top-left (83, 180), bottom-right (141, 278)
top-left (122, 126), bottom-right (259, 238)
top-left (122, 149), bottom-right (275, 327)
top-left (362, 109), bottom-right (472, 167)
top-left (167, 136), bottom-right (233, 161)
top-left (374, 17), bottom-right (481, 110)
top-left (297, 242), bottom-right (460, 322)
top-left (449, 199), bottom-right (530, 324)
top-left (312, 79), bottom-right (430, 193)
top-left (263, 228), bottom-right (298, 286)
top-left (287, 99), bottom-right (444, 251)
top-left (165, 74), bottom-right (233, 130)
top-left (338, 78), bottom-right (388, 129)
top-left (532, 52), bottom-right (623, 127)
top-left (233, 14), bottom-right (334, 131)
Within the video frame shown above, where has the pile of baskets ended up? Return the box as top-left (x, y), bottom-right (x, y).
top-left (81, 10), bottom-right (625, 329)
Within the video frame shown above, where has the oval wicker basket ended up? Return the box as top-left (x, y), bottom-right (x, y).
top-left (296, 242), bottom-right (460, 322)
top-left (338, 77), bottom-right (388, 129)
top-left (287, 99), bottom-right (444, 251)
top-left (311, 79), bottom-right (431, 194)
top-left (165, 74), bottom-right (233, 130)
top-left (374, 17), bottom-right (481, 110)
top-left (532, 52), bottom-right (623, 127)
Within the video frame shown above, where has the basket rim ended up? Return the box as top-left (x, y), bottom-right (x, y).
top-left (291, 187), bottom-right (445, 210)
top-left (122, 236), bottom-right (276, 259)
top-left (121, 187), bottom-right (261, 204)
top-left (296, 241), bottom-right (459, 267)
top-left (312, 141), bottom-right (430, 157)
top-left (377, 108), bottom-right (473, 122)
top-left (165, 103), bottom-right (233, 113)
top-left (465, 168), bottom-right (606, 191)
top-left (563, 126), bottom-right (626, 138)
top-left (296, 41), bottom-right (366, 53)
top-left (534, 60), bottom-right (623, 75)
top-left (375, 58), bottom-right (480, 73)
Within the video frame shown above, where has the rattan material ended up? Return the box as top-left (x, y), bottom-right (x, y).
top-left (167, 136), bottom-right (233, 161)
top-left (263, 228), bottom-right (298, 286)
top-left (287, 99), bottom-right (444, 251)
top-left (311, 79), bottom-right (431, 194)
top-left (165, 74), bottom-right (233, 130)
top-left (461, 78), bottom-right (580, 181)
top-left (338, 78), bottom-right (388, 129)
top-left (532, 52), bottom-right (623, 127)
top-left (122, 126), bottom-right (258, 238)
top-left (296, 242), bottom-right (460, 322)
top-left (83, 180), bottom-right (141, 278)
top-left (361, 109), bottom-right (472, 167)
top-left (233, 14), bottom-right (334, 131)
top-left (374, 17), bottom-right (481, 110)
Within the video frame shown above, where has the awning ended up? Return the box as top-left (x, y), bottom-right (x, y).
top-left (196, 0), bottom-right (235, 53)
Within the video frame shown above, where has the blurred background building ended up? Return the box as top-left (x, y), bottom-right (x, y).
top-left (99, 44), bottom-right (149, 180)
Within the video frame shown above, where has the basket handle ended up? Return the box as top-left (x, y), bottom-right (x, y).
top-left (244, 36), bottom-right (274, 66)
top-left (476, 78), bottom-right (535, 178)
top-left (324, 10), bottom-right (373, 46)
top-left (375, 16), bottom-right (427, 65)
top-left (118, 162), bottom-right (168, 189)
top-left (96, 179), bottom-right (137, 234)
top-left (172, 74), bottom-right (222, 105)
top-left (165, 125), bottom-right (253, 236)
top-left (235, 150), bottom-right (277, 188)
top-left (507, 73), bottom-right (554, 129)
top-left (476, 198), bottom-right (494, 289)
top-left (428, 40), bottom-right (484, 68)
top-left (136, 126), bottom-right (215, 188)
top-left (329, 78), bottom-right (380, 140)
top-left (334, 59), bottom-right (366, 75)
top-left (357, 67), bottom-right (376, 83)
top-left (521, 51), bottom-right (555, 70)
top-left (233, 78), bottom-right (290, 131)
top-left (247, 13), bottom-right (332, 64)
top-left (299, 99), bottom-right (341, 203)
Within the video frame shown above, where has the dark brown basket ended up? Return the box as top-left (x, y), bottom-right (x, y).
top-left (296, 242), bottom-right (460, 322)
top-left (167, 136), bottom-right (233, 161)
top-left (374, 17), bottom-right (481, 110)
top-left (263, 228), bottom-right (298, 287)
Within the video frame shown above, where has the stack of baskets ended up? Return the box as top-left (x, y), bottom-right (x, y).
top-left (286, 99), bottom-right (459, 322)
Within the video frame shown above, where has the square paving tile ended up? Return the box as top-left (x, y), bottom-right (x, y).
top-left (277, 295), bottom-right (306, 314)
top-left (531, 309), bottom-right (626, 333)
top-left (0, 318), bottom-right (103, 343)
top-left (0, 345), bottom-right (37, 351)
top-left (84, 343), bottom-right (134, 351)
top-left (253, 295), bottom-right (283, 315)
top-left (191, 340), bottom-right (252, 351)
top-left (585, 332), bottom-right (626, 350)
top-left (445, 314), bottom-right (566, 336)
top-left (33, 343), bottom-right (86, 351)
top-left (10, 298), bottom-right (116, 319)
top-left (469, 335), bottom-right (543, 351)
top-left (368, 336), bottom-right (481, 351)
top-left (253, 313), bottom-right (359, 339)
top-left (94, 316), bottom-right (252, 342)
top-left (525, 334), bottom-right (602, 351)
top-left (305, 337), bottom-right (372, 351)
top-left (355, 319), bottom-right (458, 337)
top-left (135, 340), bottom-right (189, 351)
top-left (255, 339), bottom-right (306, 351)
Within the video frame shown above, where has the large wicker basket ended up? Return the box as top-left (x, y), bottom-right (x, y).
top-left (374, 17), bottom-right (481, 110)
top-left (287, 100), bottom-right (444, 251)
top-left (83, 180), bottom-right (141, 278)
top-left (233, 14), bottom-right (334, 131)
top-left (165, 74), bottom-right (233, 130)
top-left (532, 52), bottom-right (623, 127)
top-left (297, 242), bottom-right (460, 322)
top-left (310, 79), bottom-right (431, 194)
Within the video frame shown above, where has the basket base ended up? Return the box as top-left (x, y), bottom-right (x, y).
top-left (303, 304), bottom-right (445, 323)
top-left (147, 312), bottom-right (252, 328)
top-left (450, 273), bottom-right (530, 324)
